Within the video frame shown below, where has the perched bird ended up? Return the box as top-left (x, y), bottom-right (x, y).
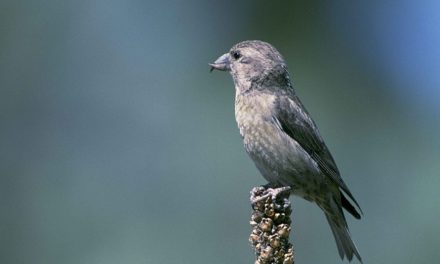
top-left (210, 40), bottom-right (362, 262)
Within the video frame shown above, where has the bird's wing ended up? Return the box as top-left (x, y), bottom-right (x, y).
top-left (274, 94), bottom-right (361, 212)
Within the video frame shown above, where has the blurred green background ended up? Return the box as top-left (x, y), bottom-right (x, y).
top-left (1, 0), bottom-right (439, 263)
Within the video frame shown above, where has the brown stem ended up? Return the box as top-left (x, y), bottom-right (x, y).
top-left (249, 186), bottom-right (294, 264)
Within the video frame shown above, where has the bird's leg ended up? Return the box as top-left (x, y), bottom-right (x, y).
top-left (250, 185), bottom-right (291, 204)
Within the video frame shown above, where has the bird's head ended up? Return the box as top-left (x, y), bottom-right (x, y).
top-left (210, 40), bottom-right (291, 93)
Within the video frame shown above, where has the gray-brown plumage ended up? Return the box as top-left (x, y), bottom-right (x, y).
top-left (210, 40), bottom-right (362, 262)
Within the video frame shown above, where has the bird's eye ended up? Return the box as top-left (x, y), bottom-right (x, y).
top-left (232, 51), bottom-right (241, 60)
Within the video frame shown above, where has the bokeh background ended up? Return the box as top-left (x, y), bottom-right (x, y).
top-left (1, 0), bottom-right (439, 263)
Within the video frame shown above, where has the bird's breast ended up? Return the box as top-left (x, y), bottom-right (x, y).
top-left (234, 93), bottom-right (277, 138)
top-left (234, 93), bottom-right (289, 170)
top-left (234, 92), bottom-right (321, 186)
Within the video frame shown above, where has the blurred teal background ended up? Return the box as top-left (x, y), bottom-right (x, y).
top-left (1, 1), bottom-right (439, 263)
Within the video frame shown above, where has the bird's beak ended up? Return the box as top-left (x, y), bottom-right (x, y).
top-left (209, 53), bottom-right (231, 72)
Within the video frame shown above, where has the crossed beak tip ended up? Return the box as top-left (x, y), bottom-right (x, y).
top-left (209, 53), bottom-right (231, 72)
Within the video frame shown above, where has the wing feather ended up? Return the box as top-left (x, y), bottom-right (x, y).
top-left (275, 94), bottom-right (362, 214)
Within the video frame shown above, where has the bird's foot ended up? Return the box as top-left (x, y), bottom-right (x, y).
top-left (250, 186), bottom-right (291, 204)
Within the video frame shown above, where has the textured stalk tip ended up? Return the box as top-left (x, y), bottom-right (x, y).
top-left (250, 186), bottom-right (294, 264)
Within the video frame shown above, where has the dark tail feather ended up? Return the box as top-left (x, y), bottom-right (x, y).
top-left (325, 214), bottom-right (362, 263)
top-left (341, 192), bottom-right (361, 219)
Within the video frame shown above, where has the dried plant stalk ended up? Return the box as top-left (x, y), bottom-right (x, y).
top-left (249, 186), bottom-right (294, 264)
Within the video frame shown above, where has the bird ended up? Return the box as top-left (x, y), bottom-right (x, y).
top-left (210, 40), bottom-right (362, 262)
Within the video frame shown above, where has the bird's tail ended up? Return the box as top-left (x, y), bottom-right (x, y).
top-left (325, 213), bottom-right (362, 263)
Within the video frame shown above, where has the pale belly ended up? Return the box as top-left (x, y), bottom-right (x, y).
top-left (243, 121), bottom-right (321, 186)
top-left (235, 93), bottom-right (326, 200)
